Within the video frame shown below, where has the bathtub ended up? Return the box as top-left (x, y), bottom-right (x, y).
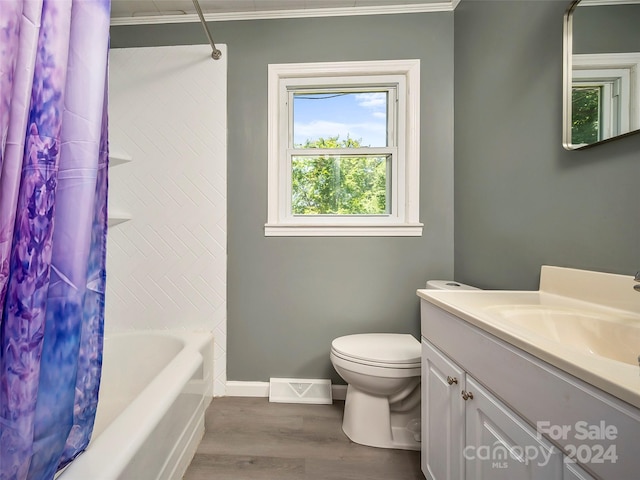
top-left (57, 330), bottom-right (214, 480)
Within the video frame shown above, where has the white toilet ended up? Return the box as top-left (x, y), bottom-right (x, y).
top-left (330, 333), bottom-right (422, 450)
top-left (330, 280), bottom-right (478, 451)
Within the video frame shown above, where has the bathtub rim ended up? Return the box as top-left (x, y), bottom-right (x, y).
top-left (57, 329), bottom-right (213, 480)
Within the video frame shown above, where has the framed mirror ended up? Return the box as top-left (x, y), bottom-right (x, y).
top-left (563, 0), bottom-right (640, 150)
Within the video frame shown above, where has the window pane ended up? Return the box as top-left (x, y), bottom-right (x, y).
top-left (293, 92), bottom-right (388, 148)
top-left (571, 86), bottom-right (601, 145)
top-left (291, 154), bottom-right (389, 215)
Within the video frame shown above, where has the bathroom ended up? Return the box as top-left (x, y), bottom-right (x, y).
top-left (1, 0), bottom-right (638, 478)
top-left (110, 0), bottom-right (637, 392)
top-left (111, 0), bottom-right (639, 472)
top-left (107, 0), bottom-right (638, 476)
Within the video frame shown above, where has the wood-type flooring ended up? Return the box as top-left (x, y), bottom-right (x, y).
top-left (183, 396), bottom-right (423, 480)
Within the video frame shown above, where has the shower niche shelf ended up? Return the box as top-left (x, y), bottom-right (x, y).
top-left (107, 149), bottom-right (132, 227)
top-left (107, 213), bottom-right (131, 227)
top-left (109, 151), bottom-right (132, 167)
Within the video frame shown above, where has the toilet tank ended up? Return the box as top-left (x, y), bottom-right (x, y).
top-left (425, 280), bottom-right (479, 290)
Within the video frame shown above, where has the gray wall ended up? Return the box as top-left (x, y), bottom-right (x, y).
top-left (111, 13), bottom-right (455, 383)
top-left (454, 0), bottom-right (640, 291)
top-left (573, 4), bottom-right (640, 54)
top-left (111, 0), bottom-right (640, 383)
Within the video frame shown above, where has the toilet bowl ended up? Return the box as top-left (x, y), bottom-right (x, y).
top-left (330, 333), bottom-right (422, 450)
top-left (330, 281), bottom-right (478, 450)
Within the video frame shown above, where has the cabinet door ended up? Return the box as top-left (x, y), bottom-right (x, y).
top-left (421, 339), bottom-right (466, 480)
top-left (464, 377), bottom-right (563, 480)
top-left (563, 461), bottom-right (597, 480)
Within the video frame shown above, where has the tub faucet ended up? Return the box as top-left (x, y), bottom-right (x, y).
top-left (635, 271), bottom-right (640, 292)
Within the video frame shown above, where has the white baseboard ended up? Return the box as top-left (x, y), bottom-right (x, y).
top-left (225, 381), bottom-right (347, 401)
top-left (225, 381), bottom-right (269, 397)
top-left (331, 384), bottom-right (347, 401)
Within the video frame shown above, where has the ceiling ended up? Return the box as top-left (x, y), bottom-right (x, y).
top-left (110, 0), bottom-right (459, 25)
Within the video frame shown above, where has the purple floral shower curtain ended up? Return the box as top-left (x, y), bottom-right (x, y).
top-left (0, 1), bottom-right (110, 479)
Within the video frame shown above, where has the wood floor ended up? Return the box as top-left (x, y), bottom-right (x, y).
top-left (183, 396), bottom-right (424, 480)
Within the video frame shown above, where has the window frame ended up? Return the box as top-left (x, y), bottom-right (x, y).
top-left (287, 79), bottom-right (399, 220)
top-left (566, 52), bottom-right (640, 148)
top-left (266, 59), bottom-right (422, 237)
top-left (572, 69), bottom-right (629, 144)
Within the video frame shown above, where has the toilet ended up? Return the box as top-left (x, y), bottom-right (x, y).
top-left (331, 333), bottom-right (422, 450)
top-left (330, 279), bottom-right (478, 450)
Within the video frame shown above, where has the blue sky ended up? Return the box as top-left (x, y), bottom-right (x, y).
top-left (293, 92), bottom-right (388, 147)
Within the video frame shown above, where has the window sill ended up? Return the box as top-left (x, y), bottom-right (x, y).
top-left (264, 223), bottom-right (424, 237)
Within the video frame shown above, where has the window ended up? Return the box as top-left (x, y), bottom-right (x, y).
top-left (266, 60), bottom-right (422, 237)
top-left (570, 53), bottom-right (640, 148)
top-left (571, 70), bottom-right (628, 146)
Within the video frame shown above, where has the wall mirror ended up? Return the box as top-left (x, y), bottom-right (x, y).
top-left (563, 0), bottom-right (640, 150)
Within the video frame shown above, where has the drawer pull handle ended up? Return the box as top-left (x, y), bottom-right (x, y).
top-left (461, 390), bottom-right (474, 401)
top-left (447, 376), bottom-right (458, 385)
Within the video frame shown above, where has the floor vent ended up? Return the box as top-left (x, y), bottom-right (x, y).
top-left (269, 378), bottom-right (333, 404)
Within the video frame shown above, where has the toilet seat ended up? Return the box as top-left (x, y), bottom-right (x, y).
top-left (331, 333), bottom-right (421, 368)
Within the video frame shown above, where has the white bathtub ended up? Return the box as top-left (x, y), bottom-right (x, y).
top-left (58, 330), bottom-right (214, 480)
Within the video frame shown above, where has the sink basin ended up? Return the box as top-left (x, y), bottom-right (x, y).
top-left (417, 266), bottom-right (640, 408)
top-left (485, 305), bottom-right (640, 366)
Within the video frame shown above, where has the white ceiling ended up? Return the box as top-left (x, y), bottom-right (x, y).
top-left (110, 0), bottom-right (459, 25)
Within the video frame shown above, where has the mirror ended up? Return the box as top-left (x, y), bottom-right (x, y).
top-left (563, 0), bottom-right (640, 150)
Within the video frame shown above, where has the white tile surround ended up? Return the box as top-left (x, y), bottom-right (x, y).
top-left (107, 45), bottom-right (227, 396)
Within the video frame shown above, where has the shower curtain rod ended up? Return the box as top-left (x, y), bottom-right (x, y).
top-left (192, 0), bottom-right (222, 60)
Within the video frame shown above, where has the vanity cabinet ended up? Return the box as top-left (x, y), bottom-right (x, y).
top-left (563, 461), bottom-right (598, 480)
top-left (421, 339), bottom-right (465, 479)
top-left (465, 376), bottom-right (565, 479)
top-left (419, 299), bottom-right (632, 480)
top-left (422, 338), bottom-right (565, 480)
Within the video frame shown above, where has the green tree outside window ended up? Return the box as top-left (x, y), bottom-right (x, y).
top-left (572, 87), bottom-right (601, 145)
top-left (292, 136), bottom-right (388, 215)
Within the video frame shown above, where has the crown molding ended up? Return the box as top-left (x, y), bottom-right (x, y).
top-left (110, 0), bottom-right (460, 26)
top-left (578, 0), bottom-right (640, 6)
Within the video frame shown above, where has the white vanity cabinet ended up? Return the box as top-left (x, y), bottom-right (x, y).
top-left (421, 339), bottom-right (465, 479)
top-left (419, 298), bottom-right (635, 480)
top-left (422, 338), bottom-right (565, 480)
top-left (563, 461), bottom-right (598, 480)
top-left (465, 376), bottom-right (563, 479)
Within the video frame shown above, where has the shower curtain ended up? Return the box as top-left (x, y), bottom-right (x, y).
top-left (0, 1), bottom-right (110, 479)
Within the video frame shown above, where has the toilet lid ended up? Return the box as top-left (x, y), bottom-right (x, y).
top-left (331, 333), bottom-right (421, 365)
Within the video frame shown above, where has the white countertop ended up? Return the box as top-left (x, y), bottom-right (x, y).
top-left (417, 266), bottom-right (640, 409)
